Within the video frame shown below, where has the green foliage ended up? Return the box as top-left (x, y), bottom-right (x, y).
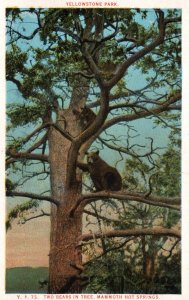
top-left (124, 138), bottom-right (180, 197)
top-left (153, 252), bottom-right (181, 293)
top-left (6, 45), bottom-right (28, 77)
top-left (84, 136), bottom-right (181, 293)
top-left (6, 8), bottom-right (23, 22)
top-left (6, 200), bottom-right (39, 231)
top-left (7, 103), bottom-right (42, 127)
top-left (151, 146), bottom-right (181, 197)
top-left (136, 11), bottom-right (181, 85)
top-left (123, 158), bottom-right (151, 192)
top-left (82, 207), bottom-right (181, 293)
top-left (83, 251), bottom-right (137, 293)
top-left (166, 209), bottom-right (180, 228)
top-left (83, 239), bottom-right (181, 293)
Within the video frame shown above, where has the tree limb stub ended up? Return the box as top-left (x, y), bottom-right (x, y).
top-left (70, 191), bottom-right (180, 217)
top-left (7, 191), bottom-right (59, 206)
top-left (80, 227), bottom-right (181, 243)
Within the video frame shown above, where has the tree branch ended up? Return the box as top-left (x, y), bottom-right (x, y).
top-left (6, 26), bottom-right (40, 45)
top-left (6, 121), bottom-right (74, 167)
top-left (6, 191), bottom-right (59, 206)
top-left (70, 190), bottom-right (180, 217)
top-left (83, 209), bottom-right (121, 224)
top-left (55, 26), bottom-right (80, 43)
top-left (79, 91), bottom-right (181, 153)
top-left (23, 210), bottom-right (50, 223)
top-left (165, 16), bottom-right (181, 25)
top-left (79, 227), bottom-right (181, 242)
top-left (88, 91), bottom-right (131, 109)
top-left (6, 75), bottom-right (22, 91)
top-left (27, 133), bottom-right (48, 153)
top-left (97, 136), bottom-right (162, 160)
top-left (101, 91), bottom-right (181, 133)
top-left (6, 150), bottom-right (48, 164)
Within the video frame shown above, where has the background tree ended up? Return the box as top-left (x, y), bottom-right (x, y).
top-left (81, 131), bottom-right (181, 293)
top-left (6, 8), bottom-right (181, 293)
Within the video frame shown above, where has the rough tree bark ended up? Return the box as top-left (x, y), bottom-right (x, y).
top-left (48, 105), bottom-right (84, 293)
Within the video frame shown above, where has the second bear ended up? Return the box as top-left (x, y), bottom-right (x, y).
top-left (86, 150), bottom-right (122, 191)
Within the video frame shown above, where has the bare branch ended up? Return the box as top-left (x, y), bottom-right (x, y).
top-left (80, 227), bottom-right (181, 242)
top-left (23, 210), bottom-right (50, 223)
top-left (27, 133), bottom-right (48, 153)
top-left (55, 26), bottom-right (80, 43)
top-left (20, 123), bottom-right (49, 146)
top-left (102, 91), bottom-right (181, 132)
top-left (70, 190), bottom-right (180, 217)
top-left (144, 172), bottom-right (159, 198)
top-left (97, 136), bottom-right (162, 161)
top-left (6, 150), bottom-right (48, 165)
top-left (6, 191), bottom-right (59, 206)
top-left (83, 209), bottom-right (121, 224)
top-left (81, 92), bottom-right (181, 151)
top-left (6, 121), bottom-right (74, 167)
top-left (88, 91), bottom-right (131, 109)
top-left (6, 26), bottom-right (40, 45)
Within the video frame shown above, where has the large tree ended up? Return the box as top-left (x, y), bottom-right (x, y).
top-left (6, 8), bottom-right (181, 293)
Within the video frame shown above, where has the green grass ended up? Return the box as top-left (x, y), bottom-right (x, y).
top-left (6, 267), bottom-right (48, 293)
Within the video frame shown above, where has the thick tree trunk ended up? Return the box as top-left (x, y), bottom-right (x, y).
top-left (48, 189), bottom-right (83, 293)
top-left (48, 108), bottom-right (84, 293)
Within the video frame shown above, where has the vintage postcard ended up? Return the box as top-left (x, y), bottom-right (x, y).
top-left (1, 0), bottom-right (189, 299)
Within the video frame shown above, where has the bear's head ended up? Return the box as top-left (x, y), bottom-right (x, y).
top-left (86, 150), bottom-right (100, 164)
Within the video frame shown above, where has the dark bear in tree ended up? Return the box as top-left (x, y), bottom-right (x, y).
top-left (86, 150), bottom-right (122, 191)
top-left (73, 106), bottom-right (96, 130)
